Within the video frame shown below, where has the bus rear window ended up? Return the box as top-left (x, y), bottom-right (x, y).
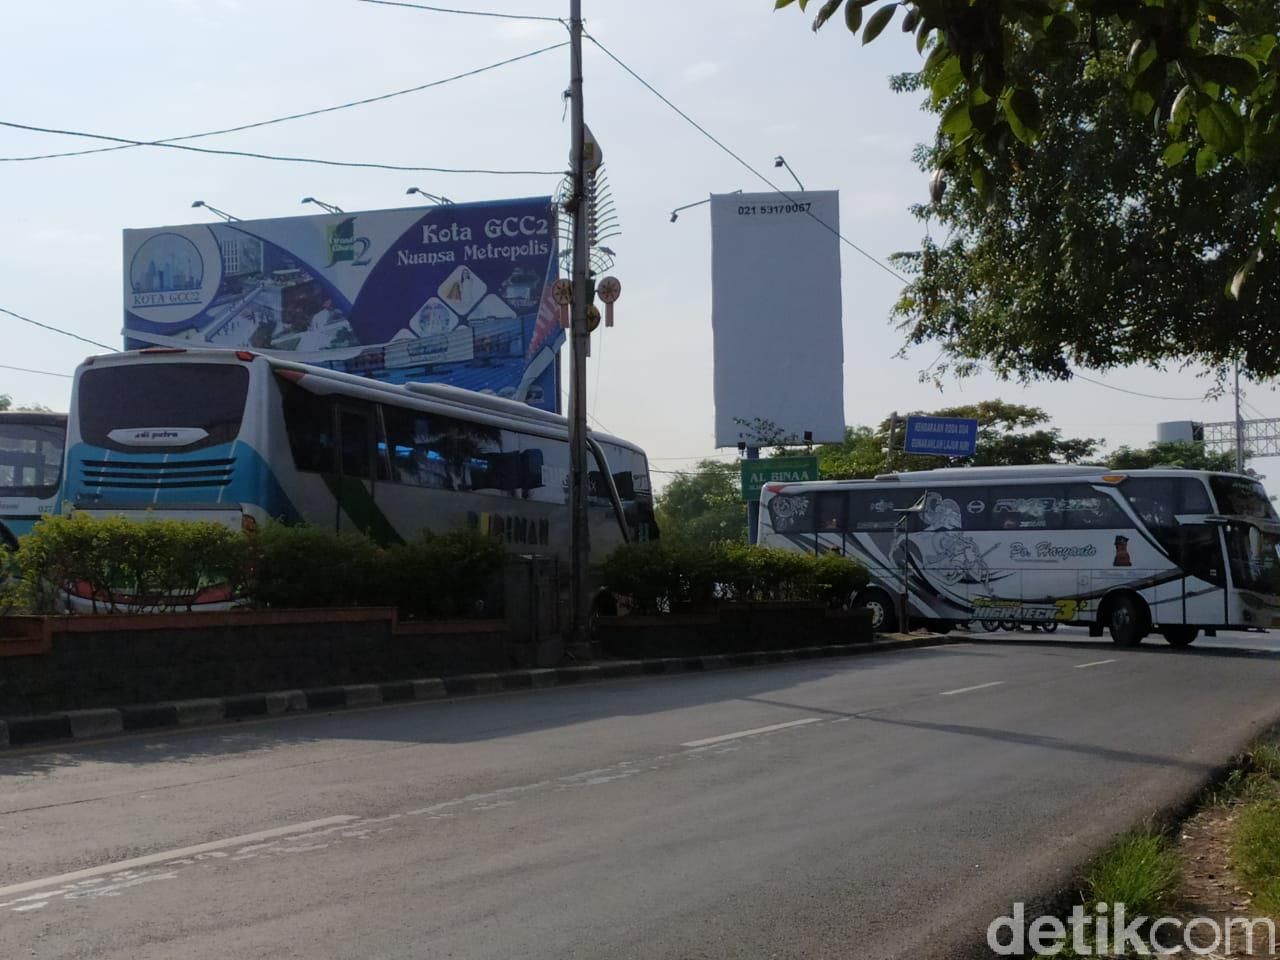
top-left (0, 421), bottom-right (64, 499)
top-left (78, 363), bottom-right (250, 453)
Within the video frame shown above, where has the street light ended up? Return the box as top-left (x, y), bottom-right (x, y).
top-left (190, 200), bottom-right (239, 222)
top-left (301, 197), bottom-right (344, 214)
top-left (405, 187), bottom-right (454, 205)
top-left (669, 190), bottom-right (742, 223)
top-left (893, 493), bottom-right (928, 635)
top-left (773, 155), bottom-right (804, 191)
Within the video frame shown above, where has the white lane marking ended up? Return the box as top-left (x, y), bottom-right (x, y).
top-left (1074, 658), bottom-right (1117, 669)
top-left (0, 815), bottom-right (357, 899)
top-left (939, 681), bottom-right (1005, 697)
top-left (681, 717), bottom-right (821, 748)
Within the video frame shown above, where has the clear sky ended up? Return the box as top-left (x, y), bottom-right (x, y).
top-left (2, 0), bottom-right (1273, 484)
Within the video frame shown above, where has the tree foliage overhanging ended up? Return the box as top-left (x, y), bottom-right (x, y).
top-left (777, 0), bottom-right (1280, 382)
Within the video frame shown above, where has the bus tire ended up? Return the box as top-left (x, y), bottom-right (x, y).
top-left (857, 588), bottom-right (898, 634)
top-left (1160, 626), bottom-right (1199, 648)
top-left (980, 618), bottom-right (1002, 632)
top-left (1104, 593), bottom-right (1148, 647)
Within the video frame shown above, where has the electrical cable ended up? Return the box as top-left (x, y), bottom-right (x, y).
top-left (1069, 370), bottom-right (1208, 403)
top-left (0, 306), bottom-right (117, 352)
top-left (0, 362), bottom-right (72, 379)
top-left (356, 0), bottom-right (563, 23)
top-left (0, 43), bottom-right (568, 163)
top-left (583, 31), bottom-right (907, 285)
top-left (0, 121), bottom-right (563, 175)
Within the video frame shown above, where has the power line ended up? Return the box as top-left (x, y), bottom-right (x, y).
top-left (0, 120), bottom-right (563, 175)
top-left (1069, 370), bottom-right (1208, 403)
top-left (583, 32), bottom-right (907, 285)
top-left (0, 44), bottom-right (568, 163)
top-left (0, 362), bottom-right (72, 379)
top-left (0, 306), bottom-right (117, 352)
top-left (356, 0), bottom-right (563, 22)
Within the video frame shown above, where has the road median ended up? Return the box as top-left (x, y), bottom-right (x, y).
top-left (0, 632), bottom-right (960, 751)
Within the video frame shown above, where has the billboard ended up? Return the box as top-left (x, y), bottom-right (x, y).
top-left (123, 197), bottom-right (563, 411)
top-left (710, 190), bottom-right (845, 448)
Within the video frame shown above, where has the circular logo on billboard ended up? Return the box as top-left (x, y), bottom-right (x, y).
top-left (126, 228), bottom-right (223, 325)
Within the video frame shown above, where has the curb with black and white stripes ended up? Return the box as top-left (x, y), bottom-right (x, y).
top-left (0, 634), bottom-right (957, 750)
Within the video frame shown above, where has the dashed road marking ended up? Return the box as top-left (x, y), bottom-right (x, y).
top-left (1074, 659), bottom-right (1117, 669)
top-left (681, 717), bottom-right (822, 748)
top-left (0, 815), bottom-right (357, 899)
top-left (939, 681), bottom-right (1005, 697)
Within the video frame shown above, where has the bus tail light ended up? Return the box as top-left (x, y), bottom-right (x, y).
top-left (1100, 474), bottom-right (1127, 484)
top-left (275, 369), bottom-right (304, 383)
top-left (235, 351), bottom-right (256, 362)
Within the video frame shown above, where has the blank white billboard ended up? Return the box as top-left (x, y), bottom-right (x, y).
top-left (711, 190), bottom-right (845, 448)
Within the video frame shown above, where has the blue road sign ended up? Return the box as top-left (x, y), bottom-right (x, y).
top-left (904, 416), bottom-right (979, 457)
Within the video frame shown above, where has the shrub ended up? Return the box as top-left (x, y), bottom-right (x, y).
top-left (598, 541), bottom-right (869, 613)
top-left (12, 513), bottom-right (247, 613)
top-left (245, 524), bottom-right (505, 617)
top-left (3, 514), bottom-right (507, 618)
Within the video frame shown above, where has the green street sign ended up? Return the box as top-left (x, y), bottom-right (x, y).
top-left (740, 456), bottom-right (819, 501)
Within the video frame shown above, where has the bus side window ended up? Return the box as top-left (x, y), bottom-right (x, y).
top-left (337, 405), bottom-right (374, 479)
top-left (282, 383), bottom-right (335, 473)
top-left (815, 491), bottom-right (847, 533)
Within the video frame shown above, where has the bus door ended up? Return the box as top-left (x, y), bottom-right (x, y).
top-left (333, 401), bottom-right (378, 538)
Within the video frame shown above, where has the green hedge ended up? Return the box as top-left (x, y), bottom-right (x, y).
top-left (598, 541), bottom-right (869, 614)
top-left (2, 514), bottom-right (506, 617)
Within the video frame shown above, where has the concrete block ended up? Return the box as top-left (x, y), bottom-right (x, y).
top-left (266, 690), bottom-right (306, 715)
top-left (410, 678), bottom-right (447, 700)
top-left (174, 699), bottom-right (225, 727)
top-left (344, 684), bottom-right (382, 707)
top-left (65, 708), bottom-right (124, 739)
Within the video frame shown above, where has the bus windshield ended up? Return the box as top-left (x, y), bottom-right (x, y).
top-left (0, 419), bottom-right (64, 499)
top-left (77, 363), bottom-right (250, 453)
top-left (1225, 520), bottom-right (1280, 594)
top-left (1210, 475), bottom-right (1277, 520)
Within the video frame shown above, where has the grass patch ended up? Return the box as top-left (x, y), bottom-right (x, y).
top-left (1210, 742), bottom-right (1280, 806)
top-left (1234, 799), bottom-right (1280, 916)
top-left (1082, 827), bottom-right (1182, 917)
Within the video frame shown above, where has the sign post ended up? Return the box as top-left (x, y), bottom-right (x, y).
top-left (903, 416), bottom-right (979, 458)
top-left (740, 455), bottom-right (820, 502)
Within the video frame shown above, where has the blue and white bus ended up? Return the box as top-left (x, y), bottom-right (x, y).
top-left (0, 411), bottom-right (67, 549)
top-left (758, 465), bottom-right (1280, 646)
top-left (62, 347), bottom-right (655, 605)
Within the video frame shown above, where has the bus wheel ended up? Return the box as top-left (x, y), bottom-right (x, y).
top-left (980, 618), bottom-right (1002, 632)
top-left (1160, 626), bottom-right (1199, 648)
top-left (856, 589), bottom-right (898, 634)
top-left (1041, 621), bottom-right (1059, 634)
top-left (1107, 595), bottom-right (1147, 647)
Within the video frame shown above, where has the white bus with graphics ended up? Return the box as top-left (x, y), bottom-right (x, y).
top-left (0, 411), bottom-right (67, 550)
top-left (62, 348), bottom-right (655, 606)
top-left (758, 466), bottom-right (1280, 646)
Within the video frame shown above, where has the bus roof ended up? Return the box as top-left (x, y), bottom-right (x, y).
top-left (0, 410), bottom-right (67, 426)
top-left (762, 463), bottom-right (1253, 494)
top-left (78, 348), bottom-right (648, 458)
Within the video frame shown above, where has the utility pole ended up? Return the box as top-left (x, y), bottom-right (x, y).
top-left (1234, 359), bottom-right (1246, 474)
top-left (567, 0), bottom-right (591, 656)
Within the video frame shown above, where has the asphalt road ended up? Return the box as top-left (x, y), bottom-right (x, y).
top-left (4, 635), bottom-right (1280, 960)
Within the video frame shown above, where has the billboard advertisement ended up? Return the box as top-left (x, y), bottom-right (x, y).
top-left (710, 190), bottom-right (845, 448)
top-left (123, 197), bottom-right (562, 411)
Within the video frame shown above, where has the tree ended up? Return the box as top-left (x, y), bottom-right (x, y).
top-left (1108, 439), bottom-right (1239, 471)
top-left (654, 460), bottom-right (748, 545)
top-left (0, 395), bottom-right (9, 412)
top-left (812, 400), bottom-right (1100, 478)
top-left (778, 0), bottom-right (1280, 378)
